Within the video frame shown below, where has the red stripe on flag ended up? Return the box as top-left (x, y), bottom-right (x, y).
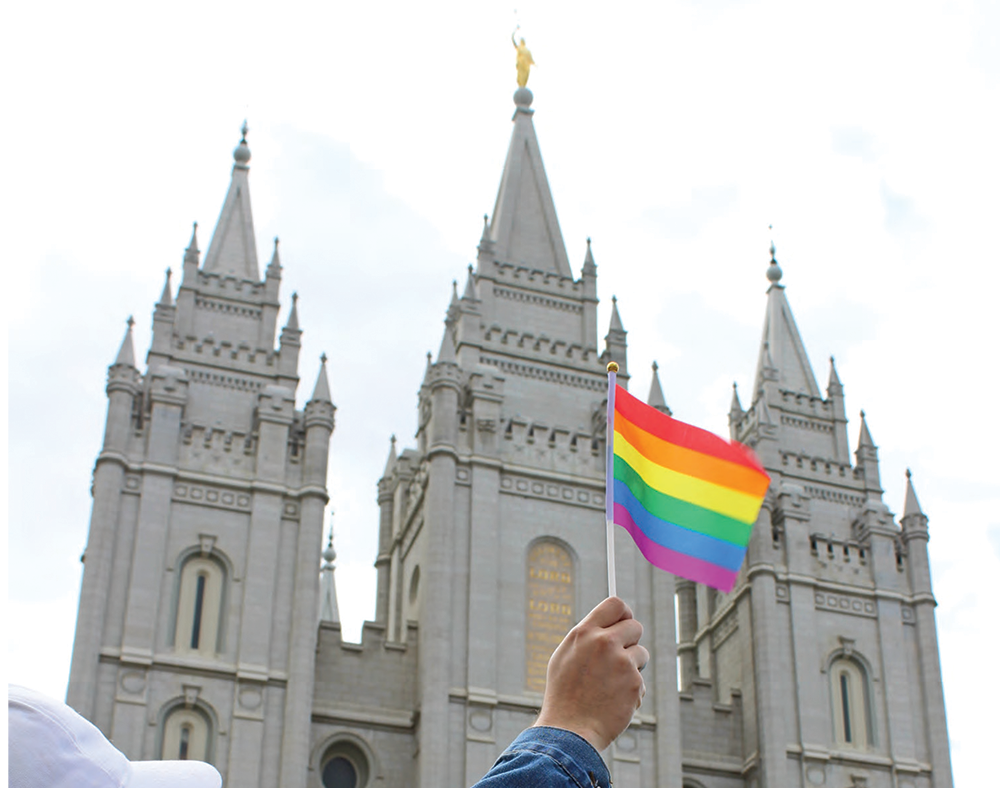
top-left (614, 385), bottom-right (765, 474)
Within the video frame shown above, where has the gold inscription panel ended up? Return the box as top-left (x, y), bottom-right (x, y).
top-left (525, 542), bottom-right (574, 693)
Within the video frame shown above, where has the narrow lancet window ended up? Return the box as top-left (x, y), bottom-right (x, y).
top-left (830, 656), bottom-right (872, 749)
top-left (174, 555), bottom-right (225, 657)
top-left (190, 574), bottom-right (206, 649)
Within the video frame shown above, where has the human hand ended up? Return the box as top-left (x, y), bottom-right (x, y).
top-left (533, 596), bottom-right (649, 752)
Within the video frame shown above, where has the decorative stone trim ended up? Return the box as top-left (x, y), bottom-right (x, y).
top-left (803, 486), bottom-right (865, 507)
top-left (174, 483), bottom-right (251, 512)
top-left (492, 286), bottom-right (583, 314)
top-left (814, 592), bottom-right (876, 617)
top-left (781, 454), bottom-right (852, 479)
top-left (780, 415), bottom-right (834, 433)
top-left (499, 473), bottom-right (604, 510)
top-left (186, 369), bottom-right (264, 392)
top-left (194, 296), bottom-right (262, 320)
top-left (481, 357), bottom-right (605, 391)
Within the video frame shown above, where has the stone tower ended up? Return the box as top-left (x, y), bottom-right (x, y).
top-left (66, 90), bottom-right (954, 788)
top-left (681, 244), bottom-right (954, 788)
top-left (309, 86), bottom-right (685, 788)
top-left (66, 126), bottom-right (335, 788)
top-left (307, 88), bottom-right (952, 788)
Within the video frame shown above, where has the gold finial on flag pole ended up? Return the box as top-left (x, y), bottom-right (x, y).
top-left (607, 361), bottom-right (619, 373)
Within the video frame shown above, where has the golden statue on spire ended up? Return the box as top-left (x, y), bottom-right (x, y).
top-left (512, 29), bottom-right (535, 88)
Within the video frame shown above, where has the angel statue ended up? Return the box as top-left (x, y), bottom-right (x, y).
top-left (512, 31), bottom-right (535, 88)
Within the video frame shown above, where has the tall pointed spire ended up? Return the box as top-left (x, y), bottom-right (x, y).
top-left (203, 122), bottom-right (260, 280)
top-left (310, 353), bottom-right (332, 403)
top-left (267, 236), bottom-right (282, 276)
top-left (647, 361), bottom-right (671, 416)
top-left (753, 243), bottom-right (821, 397)
top-left (729, 382), bottom-right (743, 422)
top-left (436, 326), bottom-right (457, 365)
top-left (855, 409), bottom-right (882, 494)
top-left (383, 434), bottom-right (398, 477)
top-left (445, 279), bottom-right (460, 331)
top-left (476, 213), bottom-right (495, 263)
top-left (319, 521), bottom-right (340, 624)
top-left (609, 296), bottom-right (625, 332)
top-left (903, 468), bottom-right (924, 518)
top-left (828, 355), bottom-right (843, 394)
top-left (157, 268), bottom-right (173, 307)
top-left (858, 409), bottom-right (875, 450)
top-left (285, 292), bottom-right (300, 331)
top-left (603, 295), bottom-right (628, 377)
top-left (184, 222), bottom-right (200, 266)
top-left (462, 265), bottom-right (478, 300)
top-left (487, 88), bottom-right (572, 277)
top-left (114, 316), bottom-right (137, 367)
top-left (582, 237), bottom-right (596, 275)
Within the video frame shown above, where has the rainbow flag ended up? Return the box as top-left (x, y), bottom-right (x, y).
top-left (607, 383), bottom-right (770, 592)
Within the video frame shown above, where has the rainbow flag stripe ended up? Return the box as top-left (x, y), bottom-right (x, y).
top-left (610, 384), bottom-right (770, 592)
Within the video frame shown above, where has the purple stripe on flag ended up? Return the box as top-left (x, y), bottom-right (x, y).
top-left (613, 503), bottom-right (740, 592)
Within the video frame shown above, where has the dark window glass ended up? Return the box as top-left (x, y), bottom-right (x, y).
top-left (840, 673), bottom-right (852, 743)
top-left (322, 756), bottom-right (357, 788)
top-left (179, 725), bottom-right (191, 760)
top-left (191, 574), bottom-right (206, 649)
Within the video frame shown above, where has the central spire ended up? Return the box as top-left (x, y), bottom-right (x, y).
top-left (752, 244), bottom-right (820, 397)
top-left (487, 89), bottom-right (573, 278)
top-left (202, 122), bottom-right (261, 280)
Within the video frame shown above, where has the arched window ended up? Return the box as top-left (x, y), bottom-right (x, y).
top-left (174, 555), bottom-right (225, 656)
top-left (320, 741), bottom-right (369, 788)
top-left (161, 706), bottom-right (212, 762)
top-left (830, 656), bottom-right (872, 748)
top-left (525, 540), bottom-right (575, 693)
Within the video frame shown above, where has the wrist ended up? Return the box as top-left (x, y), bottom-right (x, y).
top-left (532, 716), bottom-right (607, 753)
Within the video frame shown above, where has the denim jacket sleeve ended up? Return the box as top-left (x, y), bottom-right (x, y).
top-left (471, 726), bottom-right (611, 788)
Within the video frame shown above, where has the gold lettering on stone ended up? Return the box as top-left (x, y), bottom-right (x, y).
top-left (525, 542), bottom-right (574, 693)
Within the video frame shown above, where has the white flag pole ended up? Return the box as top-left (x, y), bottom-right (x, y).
top-left (605, 362), bottom-right (619, 598)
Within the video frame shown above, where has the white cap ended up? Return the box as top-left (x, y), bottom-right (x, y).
top-left (8, 685), bottom-right (222, 788)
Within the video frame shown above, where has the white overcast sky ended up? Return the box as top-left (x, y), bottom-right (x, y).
top-left (5, 0), bottom-right (999, 784)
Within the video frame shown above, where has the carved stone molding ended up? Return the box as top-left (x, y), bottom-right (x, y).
top-left (499, 473), bottom-right (603, 510)
top-left (174, 483), bottom-right (251, 512)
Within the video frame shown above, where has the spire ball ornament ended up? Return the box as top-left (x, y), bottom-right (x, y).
top-left (322, 533), bottom-right (336, 564)
top-left (766, 241), bottom-right (783, 283)
top-left (514, 86), bottom-right (533, 108)
top-left (233, 120), bottom-right (251, 165)
top-left (607, 361), bottom-right (619, 373)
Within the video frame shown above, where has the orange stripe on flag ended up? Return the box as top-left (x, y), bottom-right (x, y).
top-left (614, 416), bottom-right (769, 498)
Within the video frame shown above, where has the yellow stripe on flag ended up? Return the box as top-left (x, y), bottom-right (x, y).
top-left (614, 430), bottom-right (764, 524)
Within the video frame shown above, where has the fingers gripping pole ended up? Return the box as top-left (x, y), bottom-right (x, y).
top-left (605, 362), bottom-right (619, 598)
top-left (606, 519), bottom-right (617, 598)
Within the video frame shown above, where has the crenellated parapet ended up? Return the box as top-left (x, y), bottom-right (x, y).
top-left (495, 416), bottom-right (604, 477)
top-left (313, 619), bottom-right (418, 731)
top-left (678, 679), bottom-right (744, 769)
top-left (481, 325), bottom-right (599, 365)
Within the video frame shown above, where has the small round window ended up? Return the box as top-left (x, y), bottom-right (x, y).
top-left (320, 741), bottom-right (369, 788)
top-left (322, 757), bottom-right (357, 788)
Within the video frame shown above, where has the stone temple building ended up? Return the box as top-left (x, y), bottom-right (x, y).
top-left (67, 88), bottom-right (953, 788)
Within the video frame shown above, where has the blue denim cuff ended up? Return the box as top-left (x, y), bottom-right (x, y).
top-left (500, 726), bottom-right (611, 788)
